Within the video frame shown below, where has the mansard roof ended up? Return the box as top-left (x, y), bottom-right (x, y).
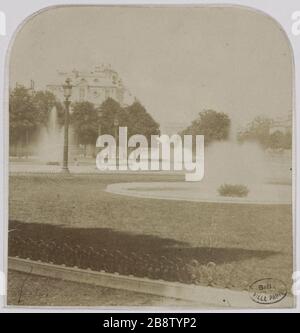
top-left (49, 65), bottom-right (124, 89)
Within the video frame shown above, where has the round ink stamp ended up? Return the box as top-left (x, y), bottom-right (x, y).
top-left (249, 278), bottom-right (287, 304)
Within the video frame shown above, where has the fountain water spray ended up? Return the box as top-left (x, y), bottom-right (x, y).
top-left (36, 106), bottom-right (63, 163)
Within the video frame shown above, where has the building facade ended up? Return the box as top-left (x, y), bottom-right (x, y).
top-left (47, 65), bottom-right (131, 107)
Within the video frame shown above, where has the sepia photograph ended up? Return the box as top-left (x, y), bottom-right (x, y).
top-left (7, 5), bottom-right (294, 308)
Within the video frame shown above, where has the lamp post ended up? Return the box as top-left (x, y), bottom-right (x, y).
top-left (98, 108), bottom-right (103, 137)
top-left (61, 78), bottom-right (72, 173)
top-left (114, 116), bottom-right (119, 167)
top-left (114, 116), bottom-right (119, 141)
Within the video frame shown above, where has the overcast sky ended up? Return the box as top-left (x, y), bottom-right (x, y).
top-left (9, 6), bottom-right (293, 132)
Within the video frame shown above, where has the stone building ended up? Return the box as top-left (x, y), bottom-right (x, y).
top-left (47, 64), bottom-right (132, 107)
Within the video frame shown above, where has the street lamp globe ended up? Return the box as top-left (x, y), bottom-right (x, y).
top-left (63, 78), bottom-right (72, 99)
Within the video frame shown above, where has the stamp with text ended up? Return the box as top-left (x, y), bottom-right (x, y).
top-left (249, 278), bottom-right (287, 304)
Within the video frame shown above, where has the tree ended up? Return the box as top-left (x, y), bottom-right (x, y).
top-left (9, 86), bottom-right (38, 156)
top-left (268, 130), bottom-right (292, 150)
top-left (98, 98), bottom-right (124, 136)
top-left (71, 101), bottom-right (99, 156)
top-left (33, 90), bottom-right (64, 127)
top-left (125, 101), bottom-right (160, 141)
top-left (237, 117), bottom-right (292, 150)
top-left (98, 98), bottom-right (160, 140)
top-left (98, 97), bottom-right (126, 136)
top-left (283, 131), bottom-right (292, 149)
top-left (237, 117), bottom-right (272, 148)
top-left (180, 109), bottom-right (230, 145)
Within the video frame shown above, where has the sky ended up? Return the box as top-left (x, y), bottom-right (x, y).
top-left (9, 6), bottom-right (293, 133)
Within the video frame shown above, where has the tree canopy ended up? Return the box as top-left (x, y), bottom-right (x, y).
top-left (9, 86), bottom-right (38, 143)
top-left (71, 101), bottom-right (99, 147)
top-left (180, 109), bottom-right (230, 145)
top-left (237, 116), bottom-right (272, 148)
top-left (10, 87), bottom-right (161, 153)
top-left (10, 86), bottom-right (63, 145)
top-left (237, 116), bottom-right (291, 149)
top-left (97, 98), bottom-right (124, 136)
top-left (124, 101), bottom-right (160, 141)
top-left (33, 90), bottom-right (64, 127)
top-left (97, 98), bottom-right (160, 141)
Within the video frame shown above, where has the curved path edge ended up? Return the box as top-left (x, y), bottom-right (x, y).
top-left (106, 183), bottom-right (291, 205)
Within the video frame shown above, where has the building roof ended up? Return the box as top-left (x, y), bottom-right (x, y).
top-left (49, 65), bottom-right (124, 89)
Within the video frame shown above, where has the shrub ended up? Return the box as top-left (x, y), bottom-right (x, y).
top-left (218, 184), bottom-right (249, 197)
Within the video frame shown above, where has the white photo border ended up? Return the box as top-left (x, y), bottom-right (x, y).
top-left (0, 0), bottom-right (299, 313)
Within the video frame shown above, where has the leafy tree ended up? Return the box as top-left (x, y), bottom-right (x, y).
top-left (237, 116), bottom-right (272, 148)
top-left (283, 131), bottom-right (292, 149)
top-left (71, 101), bottom-right (99, 156)
top-left (237, 117), bottom-right (292, 150)
top-left (9, 86), bottom-right (38, 155)
top-left (97, 98), bottom-right (125, 137)
top-left (268, 130), bottom-right (292, 150)
top-left (180, 109), bottom-right (230, 145)
top-left (268, 131), bottom-right (285, 149)
top-left (33, 90), bottom-right (64, 127)
top-left (125, 101), bottom-right (160, 141)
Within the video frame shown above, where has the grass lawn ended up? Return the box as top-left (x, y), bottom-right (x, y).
top-left (9, 173), bottom-right (293, 292)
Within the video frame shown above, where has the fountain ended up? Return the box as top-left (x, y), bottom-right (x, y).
top-left (106, 140), bottom-right (292, 205)
top-left (36, 106), bottom-right (63, 164)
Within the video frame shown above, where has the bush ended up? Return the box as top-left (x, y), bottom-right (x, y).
top-left (218, 184), bottom-right (249, 197)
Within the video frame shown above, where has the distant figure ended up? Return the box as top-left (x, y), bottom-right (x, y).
top-left (73, 157), bottom-right (79, 166)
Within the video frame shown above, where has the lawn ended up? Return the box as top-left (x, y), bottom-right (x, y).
top-left (9, 173), bottom-right (293, 292)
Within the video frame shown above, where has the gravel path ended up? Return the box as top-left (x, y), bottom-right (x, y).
top-left (7, 270), bottom-right (193, 307)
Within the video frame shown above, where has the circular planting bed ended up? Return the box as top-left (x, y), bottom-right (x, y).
top-left (106, 182), bottom-right (292, 205)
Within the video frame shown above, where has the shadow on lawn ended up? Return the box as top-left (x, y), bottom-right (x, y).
top-left (9, 220), bottom-right (277, 265)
